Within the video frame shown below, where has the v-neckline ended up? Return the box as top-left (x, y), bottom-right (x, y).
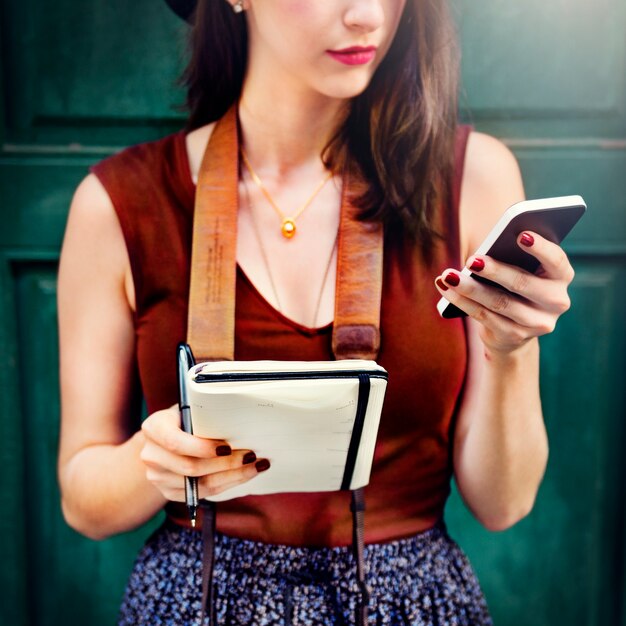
top-left (175, 129), bottom-right (334, 334)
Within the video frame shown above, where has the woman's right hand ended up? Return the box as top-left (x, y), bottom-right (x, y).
top-left (140, 405), bottom-right (270, 501)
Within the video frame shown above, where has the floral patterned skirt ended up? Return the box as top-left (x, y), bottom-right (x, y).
top-left (118, 519), bottom-right (492, 625)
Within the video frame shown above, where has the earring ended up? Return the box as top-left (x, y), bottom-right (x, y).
top-left (233, 0), bottom-right (244, 13)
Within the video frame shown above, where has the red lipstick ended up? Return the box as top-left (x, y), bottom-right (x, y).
top-left (327, 46), bottom-right (377, 66)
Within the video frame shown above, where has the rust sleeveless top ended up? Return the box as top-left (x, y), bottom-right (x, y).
top-left (90, 124), bottom-right (471, 547)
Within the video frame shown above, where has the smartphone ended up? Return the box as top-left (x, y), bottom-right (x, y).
top-left (437, 195), bottom-right (587, 319)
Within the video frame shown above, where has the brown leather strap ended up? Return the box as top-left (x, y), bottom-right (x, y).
top-left (332, 174), bottom-right (383, 362)
top-left (187, 108), bottom-right (238, 625)
top-left (187, 106), bottom-right (239, 362)
top-left (186, 104), bottom-right (382, 626)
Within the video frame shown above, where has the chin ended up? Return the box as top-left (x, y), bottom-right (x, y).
top-left (319, 75), bottom-right (374, 100)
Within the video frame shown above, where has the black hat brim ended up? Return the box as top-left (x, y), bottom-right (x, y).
top-left (164, 0), bottom-right (197, 21)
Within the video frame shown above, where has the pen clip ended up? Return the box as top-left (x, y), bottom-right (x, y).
top-left (177, 342), bottom-right (196, 409)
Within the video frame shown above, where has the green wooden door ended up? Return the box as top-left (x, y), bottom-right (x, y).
top-left (1, 1), bottom-right (624, 624)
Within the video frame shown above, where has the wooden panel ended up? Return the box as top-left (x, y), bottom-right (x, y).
top-left (0, 255), bottom-right (28, 626)
top-left (1, 0), bottom-right (186, 145)
top-left (454, 0), bottom-right (626, 123)
top-left (4, 260), bottom-right (162, 625)
top-left (0, 156), bottom-right (93, 249)
top-left (446, 260), bottom-right (626, 626)
top-left (517, 146), bottom-right (626, 250)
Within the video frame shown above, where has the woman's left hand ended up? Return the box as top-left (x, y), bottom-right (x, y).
top-left (435, 230), bottom-right (575, 355)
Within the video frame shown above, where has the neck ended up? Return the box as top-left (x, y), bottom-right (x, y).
top-left (238, 79), bottom-right (348, 178)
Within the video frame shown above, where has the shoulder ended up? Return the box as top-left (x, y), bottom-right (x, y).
top-left (458, 132), bottom-right (525, 258)
top-left (68, 173), bottom-right (118, 232)
top-left (463, 132), bottom-right (521, 187)
top-left (59, 172), bottom-right (133, 308)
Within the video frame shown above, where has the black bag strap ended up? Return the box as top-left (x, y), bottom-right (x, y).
top-left (200, 501), bottom-right (217, 625)
top-left (351, 488), bottom-right (369, 625)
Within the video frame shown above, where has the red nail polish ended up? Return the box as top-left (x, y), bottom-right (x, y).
top-left (520, 232), bottom-right (534, 247)
top-left (255, 459), bottom-right (271, 473)
top-left (444, 272), bottom-right (460, 287)
top-left (435, 277), bottom-right (449, 291)
top-left (216, 445), bottom-right (232, 457)
top-left (243, 451), bottom-right (256, 465)
top-left (469, 258), bottom-right (485, 272)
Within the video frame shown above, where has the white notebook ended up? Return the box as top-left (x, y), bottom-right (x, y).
top-left (186, 360), bottom-right (388, 502)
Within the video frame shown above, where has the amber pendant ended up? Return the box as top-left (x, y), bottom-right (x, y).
top-left (281, 219), bottom-right (296, 239)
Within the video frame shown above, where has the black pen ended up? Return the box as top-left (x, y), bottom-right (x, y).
top-left (177, 343), bottom-right (199, 528)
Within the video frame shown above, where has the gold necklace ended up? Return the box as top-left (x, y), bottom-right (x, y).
top-left (240, 148), bottom-right (334, 239)
top-left (243, 178), bottom-right (338, 327)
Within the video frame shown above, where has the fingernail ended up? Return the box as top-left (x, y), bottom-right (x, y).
top-left (520, 232), bottom-right (534, 247)
top-left (255, 459), bottom-right (271, 473)
top-left (216, 445), bottom-right (232, 457)
top-left (435, 277), bottom-right (449, 291)
top-left (242, 451), bottom-right (257, 465)
top-left (444, 272), bottom-right (460, 287)
top-left (469, 258), bottom-right (485, 272)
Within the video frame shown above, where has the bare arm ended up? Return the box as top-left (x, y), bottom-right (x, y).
top-left (57, 174), bottom-right (166, 539)
top-left (57, 174), bottom-right (264, 540)
top-left (435, 133), bottom-right (572, 530)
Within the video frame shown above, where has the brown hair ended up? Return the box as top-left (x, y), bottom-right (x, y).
top-left (182, 0), bottom-right (460, 248)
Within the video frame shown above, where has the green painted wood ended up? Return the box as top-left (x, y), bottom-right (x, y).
top-left (457, 1), bottom-right (625, 115)
top-left (2, 0), bottom-right (186, 146)
top-left (0, 256), bottom-right (28, 626)
top-left (452, 0), bottom-right (626, 140)
top-left (0, 157), bottom-right (96, 248)
top-left (517, 147), bottom-right (626, 247)
top-left (0, 0), bottom-right (624, 624)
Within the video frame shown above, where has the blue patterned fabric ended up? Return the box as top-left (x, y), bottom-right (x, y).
top-left (118, 520), bottom-right (492, 625)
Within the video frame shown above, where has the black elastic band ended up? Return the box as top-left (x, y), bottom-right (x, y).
top-left (341, 374), bottom-right (371, 491)
top-left (200, 501), bottom-right (217, 626)
top-left (351, 488), bottom-right (369, 626)
top-left (343, 374), bottom-right (371, 624)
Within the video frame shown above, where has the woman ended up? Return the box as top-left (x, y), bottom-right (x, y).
top-left (57, 1), bottom-right (573, 624)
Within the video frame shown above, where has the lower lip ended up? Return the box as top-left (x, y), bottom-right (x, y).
top-left (327, 50), bottom-right (376, 66)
